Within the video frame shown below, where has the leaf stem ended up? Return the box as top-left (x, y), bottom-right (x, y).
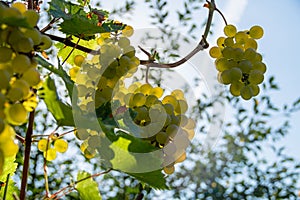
top-left (19, 110), bottom-right (35, 200)
top-left (3, 173), bottom-right (10, 200)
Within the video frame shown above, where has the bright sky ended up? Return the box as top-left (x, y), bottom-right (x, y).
top-left (100, 0), bottom-right (300, 160)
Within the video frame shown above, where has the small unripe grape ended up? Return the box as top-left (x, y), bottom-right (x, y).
top-left (38, 139), bottom-right (50, 152)
top-left (235, 31), bottom-right (249, 44)
top-left (163, 165), bottom-right (175, 174)
top-left (44, 148), bottom-right (57, 161)
top-left (162, 95), bottom-right (178, 108)
top-left (54, 139), bottom-right (68, 153)
top-left (122, 25), bottom-right (134, 37)
top-left (150, 87), bottom-right (163, 98)
top-left (244, 38), bottom-right (258, 50)
top-left (224, 24), bottom-right (237, 37)
top-left (23, 10), bottom-right (40, 27)
top-left (224, 37), bottom-right (234, 47)
top-left (249, 25), bottom-right (264, 39)
top-left (217, 37), bottom-right (225, 48)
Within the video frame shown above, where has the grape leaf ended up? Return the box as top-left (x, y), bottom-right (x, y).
top-left (95, 126), bottom-right (168, 189)
top-left (39, 77), bottom-right (74, 127)
top-left (0, 156), bottom-right (19, 200)
top-left (75, 171), bottom-right (102, 200)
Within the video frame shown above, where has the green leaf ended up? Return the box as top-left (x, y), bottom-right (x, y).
top-left (95, 126), bottom-right (168, 189)
top-left (39, 77), bottom-right (74, 126)
top-left (0, 156), bottom-right (19, 200)
top-left (75, 171), bottom-right (102, 200)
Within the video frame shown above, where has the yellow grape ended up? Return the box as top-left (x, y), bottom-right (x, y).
top-left (163, 165), bottom-right (175, 174)
top-left (22, 67), bottom-right (41, 86)
top-left (175, 152), bottom-right (186, 163)
top-left (54, 139), bottom-right (68, 153)
top-left (139, 83), bottom-right (153, 95)
top-left (244, 38), bottom-right (258, 50)
top-left (249, 25), bottom-right (264, 39)
top-left (171, 89), bottom-right (185, 100)
top-left (11, 79), bottom-right (31, 99)
top-left (175, 100), bottom-right (188, 114)
top-left (23, 10), bottom-right (39, 27)
top-left (39, 35), bottom-right (52, 50)
top-left (162, 95), bottom-right (178, 108)
top-left (217, 37), bottom-right (225, 48)
top-left (118, 37), bottom-right (131, 48)
top-left (209, 46), bottom-right (222, 58)
top-left (0, 123), bottom-right (15, 141)
top-left (12, 2), bottom-right (26, 14)
top-left (5, 103), bottom-right (27, 125)
top-left (150, 87), bottom-right (163, 98)
top-left (235, 31), bottom-right (249, 44)
top-left (23, 28), bottom-right (42, 45)
top-left (122, 25), bottom-right (134, 37)
top-left (7, 87), bottom-right (23, 102)
top-left (37, 138), bottom-right (50, 152)
top-left (12, 54), bottom-right (31, 74)
top-left (224, 24), bottom-right (237, 37)
top-left (1, 139), bottom-right (19, 157)
top-left (74, 55), bottom-right (85, 66)
top-left (44, 148), bottom-right (57, 161)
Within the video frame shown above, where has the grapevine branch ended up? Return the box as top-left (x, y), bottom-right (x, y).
top-left (19, 110), bottom-right (35, 200)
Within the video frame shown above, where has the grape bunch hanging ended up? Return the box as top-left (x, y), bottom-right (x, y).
top-left (209, 24), bottom-right (266, 100)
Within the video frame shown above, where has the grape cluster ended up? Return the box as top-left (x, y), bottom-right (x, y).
top-left (0, 2), bottom-right (51, 165)
top-left (37, 135), bottom-right (68, 161)
top-left (71, 29), bottom-right (139, 113)
top-left (209, 24), bottom-right (266, 100)
top-left (113, 83), bottom-right (195, 174)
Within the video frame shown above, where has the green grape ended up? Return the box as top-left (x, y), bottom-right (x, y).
top-left (235, 31), bottom-right (249, 44)
top-left (5, 103), bottom-right (27, 125)
top-left (254, 53), bottom-right (263, 62)
top-left (249, 84), bottom-right (260, 96)
top-left (145, 95), bottom-right (159, 107)
top-left (88, 135), bottom-right (102, 149)
top-left (23, 28), bottom-right (42, 45)
top-left (0, 93), bottom-right (5, 108)
top-left (1, 139), bottom-right (19, 157)
top-left (22, 67), bottom-right (41, 86)
top-left (8, 29), bottom-right (24, 47)
top-left (244, 38), bottom-right (258, 50)
top-left (224, 37), bottom-right (234, 47)
top-left (229, 67), bottom-right (242, 82)
top-left (16, 37), bottom-right (34, 53)
top-left (252, 61), bottom-right (267, 73)
top-left (37, 138), bottom-right (50, 152)
top-left (130, 93), bottom-right (146, 107)
top-left (217, 37), bottom-right (225, 47)
top-left (215, 58), bottom-right (231, 72)
top-left (222, 47), bottom-right (234, 59)
top-left (220, 70), bottom-right (232, 85)
top-left (11, 79), bottom-right (30, 99)
top-left (224, 24), bottom-right (237, 37)
top-left (243, 48), bottom-right (257, 60)
top-left (232, 48), bottom-right (244, 60)
top-left (150, 87), bottom-right (163, 98)
top-left (123, 46), bottom-right (136, 57)
top-left (23, 10), bottom-right (39, 27)
top-left (54, 139), bottom-right (68, 153)
top-left (209, 46), bottom-right (222, 58)
top-left (240, 85), bottom-right (253, 100)
top-left (118, 37), bottom-right (130, 48)
top-left (166, 124), bottom-right (179, 138)
top-left (7, 87), bottom-right (23, 102)
top-left (163, 165), bottom-right (175, 174)
top-left (238, 60), bottom-right (253, 73)
top-left (75, 128), bottom-right (90, 140)
top-left (175, 100), bottom-right (188, 114)
top-left (0, 118), bottom-right (4, 133)
top-left (44, 148), bottom-right (57, 161)
top-left (74, 55), bottom-right (85, 66)
top-left (163, 104), bottom-right (174, 115)
top-left (249, 25), bottom-right (264, 39)
top-left (0, 69), bottom-right (11, 89)
top-left (248, 70), bottom-right (264, 84)
top-left (156, 131), bottom-right (168, 144)
top-left (12, 2), bottom-right (27, 14)
top-left (39, 34), bottom-right (52, 50)
top-left (162, 95), bottom-right (178, 108)
top-left (2, 7), bottom-right (22, 18)
top-left (149, 104), bottom-right (166, 122)
top-left (0, 47), bottom-right (13, 63)
top-left (178, 114), bottom-right (188, 127)
top-left (230, 81), bottom-right (244, 96)
top-left (12, 54), bottom-right (31, 74)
